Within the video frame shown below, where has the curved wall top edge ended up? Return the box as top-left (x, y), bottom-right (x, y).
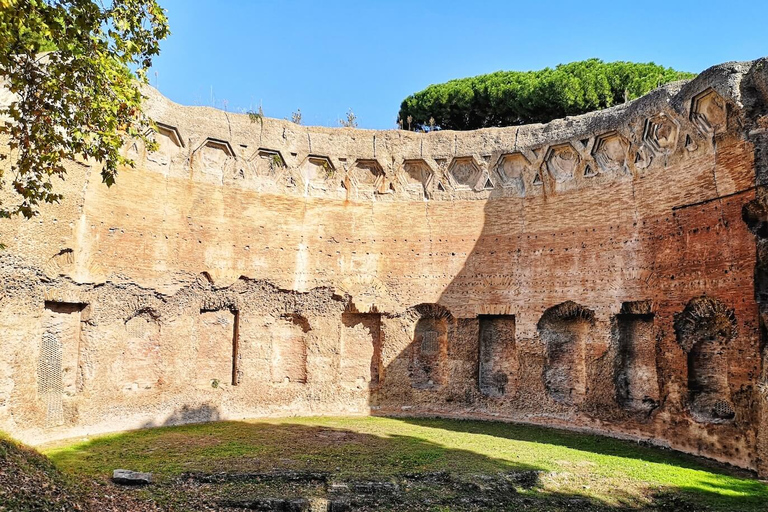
top-left (135, 59), bottom-right (759, 202)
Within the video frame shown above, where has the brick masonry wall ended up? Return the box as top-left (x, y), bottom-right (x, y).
top-left (1, 58), bottom-right (767, 474)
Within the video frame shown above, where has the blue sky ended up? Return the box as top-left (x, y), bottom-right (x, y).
top-left (149, 0), bottom-right (768, 129)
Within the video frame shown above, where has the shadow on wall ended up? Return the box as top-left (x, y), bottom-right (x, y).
top-left (141, 403), bottom-right (221, 429)
top-left (369, 230), bottom-right (746, 433)
top-left (363, 72), bottom-right (762, 476)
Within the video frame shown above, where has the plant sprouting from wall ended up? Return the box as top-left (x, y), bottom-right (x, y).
top-left (339, 108), bottom-right (358, 128)
top-left (248, 104), bottom-right (265, 125)
top-left (290, 109), bottom-right (302, 125)
top-left (323, 160), bottom-right (334, 179)
top-left (269, 153), bottom-right (283, 171)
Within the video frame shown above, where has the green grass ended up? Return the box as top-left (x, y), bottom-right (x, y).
top-left (43, 416), bottom-right (768, 511)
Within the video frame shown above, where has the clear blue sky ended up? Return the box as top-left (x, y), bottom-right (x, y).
top-left (149, 0), bottom-right (768, 129)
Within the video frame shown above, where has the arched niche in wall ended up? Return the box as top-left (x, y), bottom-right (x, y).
top-left (407, 304), bottom-right (453, 389)
top-left (538, 301), bottom-right (594, 405)
top-left (674, 296), bottom-right (737, 423)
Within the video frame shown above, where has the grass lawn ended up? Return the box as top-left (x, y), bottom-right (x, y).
top-left (42, 416), bottom-right (768, 511)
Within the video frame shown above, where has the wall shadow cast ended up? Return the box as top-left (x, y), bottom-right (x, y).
top-left (140, 403), bottom-right (221, 429)
top-left (359, 75), bottom-right (768, 509)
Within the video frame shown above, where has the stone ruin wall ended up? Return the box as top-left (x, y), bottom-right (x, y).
top-left (3, 58), bottom-right (768, 475)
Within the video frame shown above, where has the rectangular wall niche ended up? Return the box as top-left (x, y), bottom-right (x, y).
top-left (478, 315), bottom-right (517, 397)
top-left (38, 302), bottom-right (86, 427)
top-left (270, 314), bottom-right (309, 384)
top-left (615, 302), bottom-right (659, 412)
top-left (539, 302), bottom-right (593, 405)
top-left (195, 309), bottom-right (239, 388)
top-left (410, 316), bottom-right (448, 389)
top-left (120, 313), bottom-right (162, 391)
top-left (340, 313), bottom-right (382, 389)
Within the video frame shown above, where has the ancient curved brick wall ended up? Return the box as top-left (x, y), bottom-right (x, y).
top-left (2, 58), bottom-right (768, 475)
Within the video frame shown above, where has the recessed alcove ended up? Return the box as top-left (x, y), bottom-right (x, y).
top-left (674, 297), bottom-right (737, 423)
top-left (270, 314), bottom-right (309, 384)
top-left (538, 301), bottom-right (594, 405)
top-left (614, 301), bottom-right (659, 412)
top-left (408, 304), bottom-right (451, 389)
top-left (478, 315), bottom-right (517, 397)
top-left (119, 310), bottom-right (162, 392)
top-left (38, 302), bottom-right (87, 427)
top-left (195, 308), bottom-right (239, 388)
top-left (340, 312), bottom-right (382, 389)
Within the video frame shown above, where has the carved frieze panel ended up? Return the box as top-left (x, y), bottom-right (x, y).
top-left (691, 88), bottom-right (727, 135)
top-left (448, 157), bottom-right (482, 189)
top-left (544, 144), bottom-right (580, 182)
top-left (192, 138), bottom-right (236, 184)
top-left (494, 153), bottom-right (527, 194)
top-left (592, 132), bottom-right (630, 175)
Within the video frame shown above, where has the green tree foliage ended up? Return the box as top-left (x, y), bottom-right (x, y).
top-left (0, 0), bottom-right (169, 219)
top-left (398, 59), bottom-right (696, 131)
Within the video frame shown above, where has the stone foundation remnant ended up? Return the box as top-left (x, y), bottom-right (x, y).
top-left (3, 58), bottom-right (768, 476)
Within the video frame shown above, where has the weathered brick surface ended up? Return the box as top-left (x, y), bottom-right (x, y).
top-left (2, 58), bottom-right (768, 474)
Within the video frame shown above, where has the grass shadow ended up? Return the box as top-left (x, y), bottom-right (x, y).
top-left (38, 412), bottom-right (768, 511)
top-left (392, 416), bottom-right (768, 511)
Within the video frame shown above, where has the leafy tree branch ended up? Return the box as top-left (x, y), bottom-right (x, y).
top-left (0, 0), bottom-right (169, 219)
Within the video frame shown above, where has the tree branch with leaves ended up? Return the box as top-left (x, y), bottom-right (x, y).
top-left (0, 0), bottom-right (169, 219)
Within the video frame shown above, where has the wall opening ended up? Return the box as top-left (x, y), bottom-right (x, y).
top-left (38, 302), bottom-right (86, 427)
top-left (538, 301), bottom-right (594, 405)
top-left (196, 308), bottom-right (237, 389)
top-left (614, 301), bottom-right (659, 412)
top-left (340, 312), bottom-right (382, 389)
top-left (120, 309), bottom-right (162, 391)
top-left (674, 296), bottom-right (737, 423)
top-left (270, 314), bottom-right (309, 384)
top-left (408, 304), bottom-right (452, 389)
top-left (231, 311), bottom-right (240, 385)
top-left (478, 315), bottom-right (517, 397)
